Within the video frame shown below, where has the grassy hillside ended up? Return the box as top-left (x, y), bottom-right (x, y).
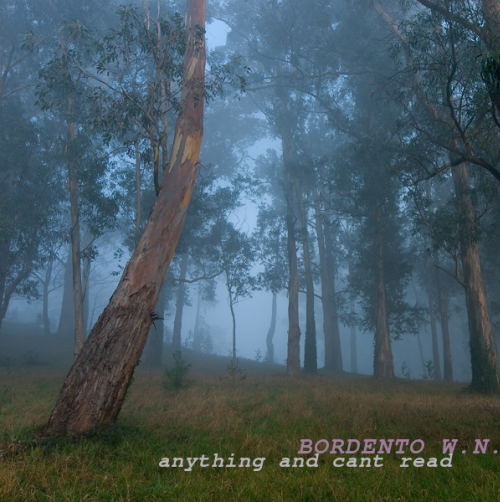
top-left (0, 345), bottom-right (499, 501)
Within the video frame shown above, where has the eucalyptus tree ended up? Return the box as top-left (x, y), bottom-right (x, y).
top-left (219, 0), bottom-right (344, 375)
top-left (0, 100), bottom-right (64, 332)
top-left (254, 150), bottom-right (289, 363)
top-left (34, 0), bottom-right (120, 357)
top-left (0, 0), bottom-right (68, 333)
top-left (46, 0), bottom-right (207, 435)
top-left (282, 0), bottom-right (422, 378)
top-left (211, 219), bottom-right (255, 366)
top-left (372, 0), bottom-right (500, 392)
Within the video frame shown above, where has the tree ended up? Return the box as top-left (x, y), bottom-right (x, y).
top-left (373, 0), bottom-right (500, 392)
top-left (254, 151), bottom-right (289, 364)
top-left (46, 0), bottom-right (206, 435)
top-left (0, 101), bottom-right (63, 331)
top-left (213, 220), bottom-right (254, 366)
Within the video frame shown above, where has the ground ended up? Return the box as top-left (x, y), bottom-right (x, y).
top-left (0, 324), bottom-right (499, 501)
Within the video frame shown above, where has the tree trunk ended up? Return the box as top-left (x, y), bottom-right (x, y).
top-left (67, 109), bottom-right (85, 359)
top-left (56, 248), bottom-right (74, 337)
top-left (435, 255), bottom-right (453, 381)
top-left (373, 200), bottom-right (394, 379)
top-left (323, 210), bottom-right (344, 373)
top-left (228, 281), bottom-right (237, 367)
top-left (426, 182), bottom-right (452, 382)
top-left (277, 91), bottom-right (301, 376)
top-left (452, 163), bottom-right (500, 393)
top-left (417, 330), bottom-right (426, 376)
top-left (285, 171), bottom-right (301, 376)
top-left (46, 0), bottom-right (206, 436)
top-left (373, 2), bottom-right (499, 388)
top-left (314, 195), bottom-right (342, 372)
top-left (266, 291), bottom-right (277, 363)
top-left (295, 180), bottom-right (316, 374)
top-left (134, 135), bottom-right (141, 245)
top-left (192, 284), bottom-right (202, 351)
top-left (81, 228), bottom-right (93, 336)
top-left (350, 297), bottom-right (358, 374)
top-left (172, 253), bottom-right (189, 352)
top-left (42, 259), bottom-right (53, 336)
top-left (427, 287), bottom-right (442, 380)
top-left (146, 284), bottom-right (165, 366)
top-left (0, 266), bottom-right (31, 332)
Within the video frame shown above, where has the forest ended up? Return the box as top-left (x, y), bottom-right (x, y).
top-left (2, 0), bottom-right (500, 500)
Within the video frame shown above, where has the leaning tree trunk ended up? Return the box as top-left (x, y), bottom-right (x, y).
top-left (373, 200), bottom-right (394, 379)
top-left (146, 285), bottom-right (165, 366)
top-left (172, 253), bottom-right (189, 352)
top-left (46, 0), bottom-right (206, 435)
top-left (452, 163), bottom-right (500, 393)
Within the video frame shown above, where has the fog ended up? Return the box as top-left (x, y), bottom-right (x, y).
top-left (2, 0), bottom-right (500, 389)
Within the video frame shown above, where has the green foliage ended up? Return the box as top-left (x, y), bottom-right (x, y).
top-left (163, 352), bottom-right (194, 393)
top-left (214, 220), bottom-right (256, 303)
top-left (224, 359), bottom-right (247, 383)
top-left (481, 50), bottom-right (500, 94)
top-left (0, 100), bottom-right (64, 320)
top-left (424, 360), bottom-right (434, 380)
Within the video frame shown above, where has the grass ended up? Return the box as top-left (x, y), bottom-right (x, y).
top-left (1, 356), bottom-right (500, 501)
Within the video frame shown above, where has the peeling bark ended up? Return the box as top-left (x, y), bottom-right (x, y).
top-left (146, 285), bottom-right (165, 367)
top-left (46, 0), bottom-right (206, 435)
